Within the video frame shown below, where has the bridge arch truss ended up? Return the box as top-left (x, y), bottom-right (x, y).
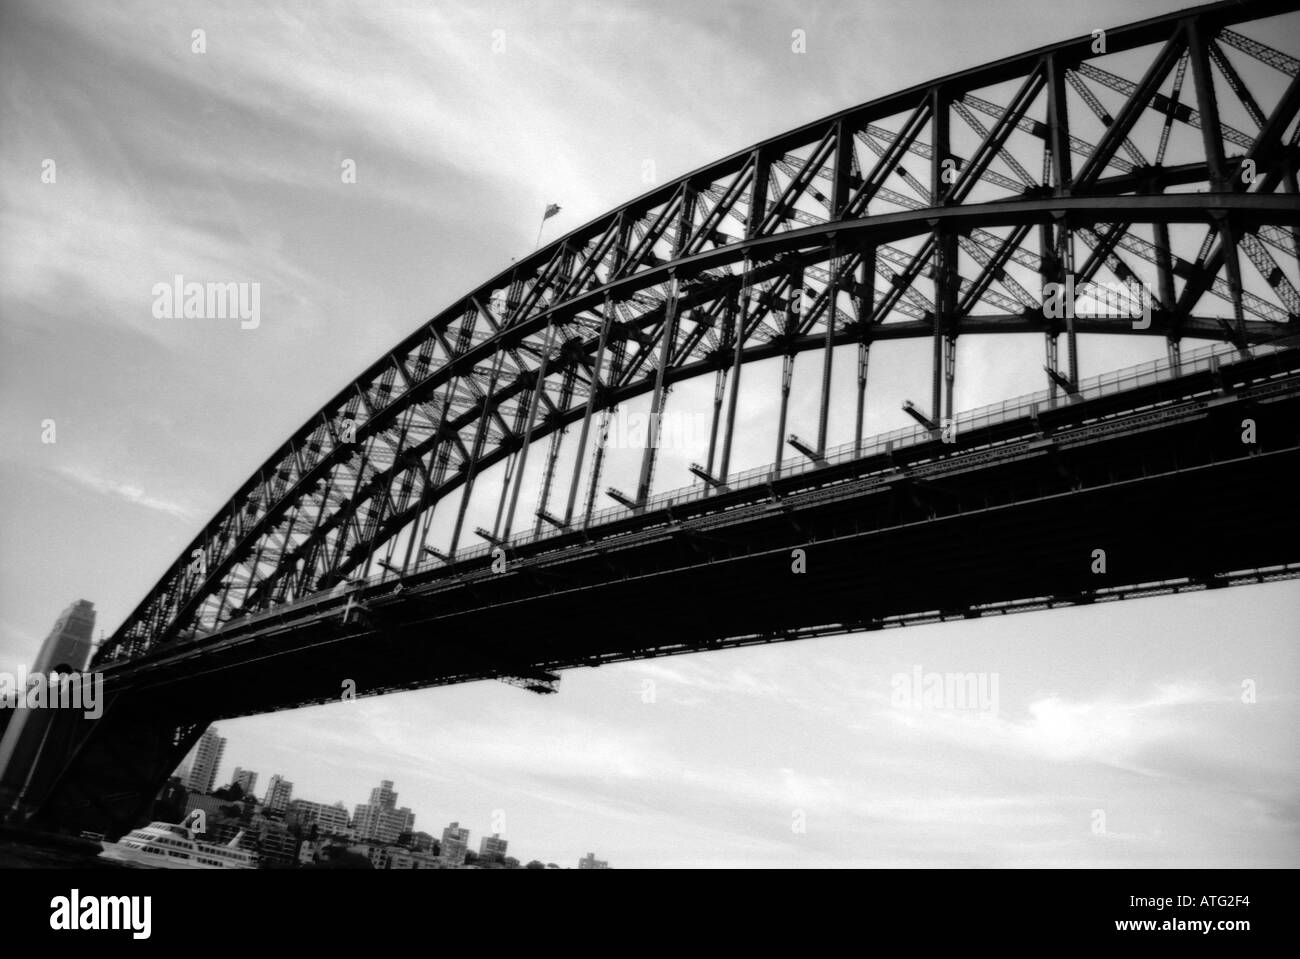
top-left (100, 0), bottom-right (1300, 664)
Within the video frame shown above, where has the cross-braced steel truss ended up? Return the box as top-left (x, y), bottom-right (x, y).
top-left (98, 0), bottom-right (1300, 665)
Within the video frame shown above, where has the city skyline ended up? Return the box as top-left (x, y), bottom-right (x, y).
top-left (183, 755), bottom-right (606, 867)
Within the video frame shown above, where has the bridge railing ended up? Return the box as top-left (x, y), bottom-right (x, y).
top-left (377, 338), bottom-right (1280, 583)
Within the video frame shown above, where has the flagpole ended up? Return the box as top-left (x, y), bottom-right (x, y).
top-left (535, 204), bottom-right (561, 251)
top-left (535, 213), bottom-right (546, 251)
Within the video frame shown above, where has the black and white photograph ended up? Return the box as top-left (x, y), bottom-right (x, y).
top-left (0, 0), bottom-right (1297, 942)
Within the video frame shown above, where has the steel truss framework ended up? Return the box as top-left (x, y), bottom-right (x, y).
top-left (99, 0), bottom-right (1300, 664)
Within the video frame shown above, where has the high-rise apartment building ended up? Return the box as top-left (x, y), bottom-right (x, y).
top-left (287, 799), bottom-right (351, 836)
top-left (441, 822), bottom-right (470, 866)
top-left (479, 833), bottom-right (508, 863)
top-left (352, 779), bottom-right (415, 844)
top-left (265, 774), bottom-right (293, 813)
top-left (185, 727), bottom-right (226, 795)
top-left (231, 767), bottom-right (258, 799)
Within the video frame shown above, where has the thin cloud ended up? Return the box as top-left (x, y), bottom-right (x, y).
top-left (55, 463), bottom-right (196, 521)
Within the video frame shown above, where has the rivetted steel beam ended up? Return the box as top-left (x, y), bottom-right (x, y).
top-left (930, 84), bottom-right (950, 421)
top-left (449, 349), bottom-right (505, 557)
top-left (99, 0), bottom-right (1300, 659)
top-left (503, 323), bottom-right (558, 540)
top-left (855, 342), bottom-right (870, 458)
top-left (816, 244), bottom-right (838, 456)
top-left (486, 194), bottom-right (1299, 342)
top-left (774, 352), bottom-right (795, 479)
top-left (563, 295), bottom-right (614, 526)
top-left (534, 363), bottom-right (577, 537)
top-left (1190, 18), bottom-right (1250, 352)
top-left (635, 275), bottom-right (682, 507)
top-left (130, 195), bottom-right (1300, 613)
top-left (704, 366), bottom-right (727, 483)
top-left (718, 281), bottom-right (748, 487)
top-left (162, 284), bottom-right (1297, 647)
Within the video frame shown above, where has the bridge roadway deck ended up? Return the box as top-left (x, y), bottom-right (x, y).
top-left (95, 346), bottom-right (1300, 720)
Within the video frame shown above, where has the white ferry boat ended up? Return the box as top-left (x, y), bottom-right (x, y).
top-left (99, 815), bottom-right (258, 869)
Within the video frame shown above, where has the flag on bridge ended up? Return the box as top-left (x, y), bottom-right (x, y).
top-left (536, 203), bottom-right (563, 249)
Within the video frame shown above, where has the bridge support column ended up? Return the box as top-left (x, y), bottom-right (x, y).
top-left (854, 243), bottom-right (875, 458)
top-left (1046, 50), bottom-right (1078, 391)
top-left (12, 696), bottom-right (207, 838)
top-left (565, 295), bottom-right (614, 525)
top-left (1154, 219), bottom-right (1176, 317)
top-left (1060, 228), bottom-right (1077, 388)
top-left (534, 364), bottom-right (576, 536)
top-left (705, 366), bottom-right (727, 484)
top-left (583, 410), bottom-right (611, 528)
top-left (934, 238), bottom-right (958, 424)
top-left (412, 379), bottom-right (459, 561)
top-left (504, 322), bottom-right (558, 539)
top-left (492, 453), bottom-right (516, 540)
top-left (944, 334), bottom-right (957, 424)
top-left (450, 351), bottom-right (505, 557)
top-left (400, 443), bottom-right (438, 575)
top-left (774, 352), bottom-right (794, 478)
top-left (1041, 211), bottom-right (1075, 405)
top-left (930, 84), bottom-right (954, 425)
top-left (817, 246), bottom-right (838, 456)
top-left (583, 335), bottom-right (626, 529)
top-left (1045, 333), bottom-right (1060, 407)
top-left (855, 341), bottom-right (870, 458)
top-left (931, 311), bottom-right (943, 421)
top-left (635, 275), bottom-right (681, 508)
top-left (1189, 19), bottom-right (1248, 356)
top-left (1216, 215), bottom-right (1249, 354)
top-left (718, 282), bottom-right (747, 488)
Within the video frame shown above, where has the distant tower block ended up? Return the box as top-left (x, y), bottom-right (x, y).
top-left (184, 727), bottom-right (226, 795)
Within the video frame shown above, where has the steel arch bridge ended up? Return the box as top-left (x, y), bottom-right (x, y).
top-left (12, 0), bottom-right (1300, 834)
top-left (98, 0), bottom-right (1300, 667)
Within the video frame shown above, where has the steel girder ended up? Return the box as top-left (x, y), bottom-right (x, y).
top-left (98, 0), bottom-right (1300, 664)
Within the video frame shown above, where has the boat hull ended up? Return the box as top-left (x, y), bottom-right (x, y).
top-left (99, 840), bottom-right (255, 870)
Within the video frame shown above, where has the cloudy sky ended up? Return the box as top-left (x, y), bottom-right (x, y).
top-left (1, 0), bottom-right (1297, 867)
